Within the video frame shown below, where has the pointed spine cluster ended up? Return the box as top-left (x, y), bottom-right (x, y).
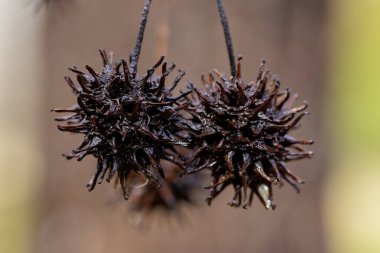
top-left (53, 49), bottom-right (191, 199)
top-left (184, 57), bottom-right (313, 208)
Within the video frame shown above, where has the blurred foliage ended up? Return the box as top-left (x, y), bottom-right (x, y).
top-left (327, 0), bottom-right (380, 252)
top-left (330, 0), bottom-right (380, 156)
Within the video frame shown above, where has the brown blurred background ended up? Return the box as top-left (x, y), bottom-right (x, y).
top-left (1, 0), bottom-right (379, 252)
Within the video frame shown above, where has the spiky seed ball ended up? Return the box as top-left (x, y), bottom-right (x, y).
top-left (185, 56), bottom-right (313, 209)
top-left (126, 165), bottom-right (200, 225)
top-left (53, 49), bottom-right (190, 200)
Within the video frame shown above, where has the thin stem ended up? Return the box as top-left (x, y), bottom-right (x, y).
top-left (130, 0), bottom-right (153, 77)
top-left (216, 0), bottom-right (236, 77)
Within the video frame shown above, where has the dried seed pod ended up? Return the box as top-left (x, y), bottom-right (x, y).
top-left (186, 58), bottom-right (313, 209)
top-left (52, 0), bottom-right (189, 200)
top-left (126, 165), bottom-right (200, 225)
top-left (184, 0), bottom-right (313, 209)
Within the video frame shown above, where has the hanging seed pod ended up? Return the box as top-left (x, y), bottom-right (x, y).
top-left (184, 0), bottom-right (313, 209)
top-left (126, 165), bottom-right (200, 226)
top-left (52, 0), bottom-right (190, 200)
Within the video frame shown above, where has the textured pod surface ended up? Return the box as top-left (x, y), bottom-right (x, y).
top-left (185, 57), bottom-right (313, 209)
top-left (53, 49), bottom-right (190, 199)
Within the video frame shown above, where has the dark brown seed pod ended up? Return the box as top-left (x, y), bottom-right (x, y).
top-left (183, 0), bottom-right (314, 209)
top-left (52, 0), bottom-right (190, 200)
top-left (185, 57), bottom-right (313, 209)
top-left (126, 165), bottom-right (200, 225)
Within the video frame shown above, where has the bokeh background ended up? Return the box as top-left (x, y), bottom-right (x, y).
top-left (0, 0), bottom-right (379, 252)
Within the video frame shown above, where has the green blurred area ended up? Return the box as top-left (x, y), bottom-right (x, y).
top-left (331, 0), bottom-right (380, 156)
top-left (326, 0), bottom-right (380, 252)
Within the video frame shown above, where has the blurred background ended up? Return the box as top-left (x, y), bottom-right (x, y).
top-left (0, 0), bottom-right (379, 252)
